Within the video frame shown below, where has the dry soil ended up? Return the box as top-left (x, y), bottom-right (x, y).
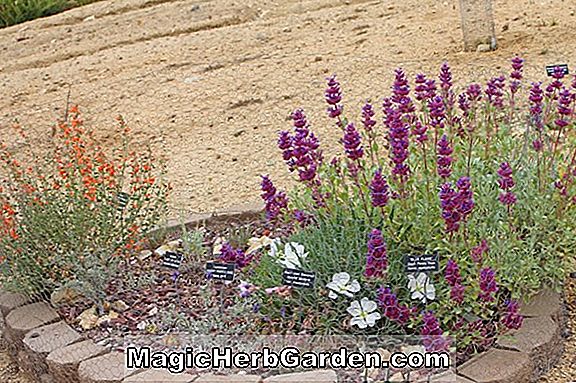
top-left (0, 0), bottom-right (575, 381)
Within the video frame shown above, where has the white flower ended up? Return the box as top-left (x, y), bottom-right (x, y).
top-left (347, 297), bottom-right (381, 329)
top-left (408, 273), bottom-right (436, 303)
top-left (326, 272), bottom-right (361, 299)
top-left (245, 235), bottom-right (275, 255)
top-left (275, 242), bottom-right (308, 269)
top-left (269, 238), bottom-right (281, 257)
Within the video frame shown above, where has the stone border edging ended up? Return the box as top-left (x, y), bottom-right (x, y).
top-left (0, 204), bottom-right (568, 383)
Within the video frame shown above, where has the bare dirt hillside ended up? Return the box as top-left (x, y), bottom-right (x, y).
top-left (0, 0), bottom-right (575, 218)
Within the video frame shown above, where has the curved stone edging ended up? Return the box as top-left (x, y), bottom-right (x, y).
top-left (0, 206), bottom-right (568, 383)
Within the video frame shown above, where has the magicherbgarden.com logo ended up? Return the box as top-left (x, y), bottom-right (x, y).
top-left (124, 346), bottom-right (451, 374)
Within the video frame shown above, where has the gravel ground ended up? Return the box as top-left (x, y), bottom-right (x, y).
top-left (0, 317), bottom-right (31, 383)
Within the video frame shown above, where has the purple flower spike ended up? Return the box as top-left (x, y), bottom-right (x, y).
top-left (365, 229), bottom-right (388, 279)
top-left (439, 177), bottom-right (474, 234)
top-left (510, 56), bottom-right (524, 94)
top-left (466, 83), bottom-right (482, 102)
top-left (445, 259), bottom-right (462, 286)
top-left (471, 239), bottom-right (489, 264)
top-left (377, 287), bottom-right (411, 325)
top-left (486, 76), bottom-right (506, 109)
top-left (293, 209), bottom-right (314, 228)
top-left (556, 88), bottom-right (573, 129)
top-left (455, 176), bottom-right (475, 219)
top-left (369, 169), bottom-right (390, 207)
top-left (388, 110), bottom-right (411, 181)
top-left (450, 284), bottom-right (465, 305)
top-left (411, 121), bottom-right (428, 143)
top-left (497, 162), bottom-right (517, 207)
top-left (529, 82), bottom-right (544, 130)
top-left (279, 109), bottom-right (323, 183)
top-left (429, 96), bottom-right (446, 130)
top-left (219, 242), bottom-right (253, 269)
top-left (415, 73), bottom-right (430, 102)
top-left (458, 93), bottom-right (470, 113)
top-left (439, 62), bottom-right (453, 93)
top-left (343, 123), bottom-right (364, 161)
top-left (552, 66), bottom-right (566, 80)
top-left (361, 102), bottom-right (377, 132)
top-left (439, 183), bottom-right (460, 233)
top-left (325, 75), bottom-right (343, 120)
top-left (436, 134), bottom-right (453, 179)
top-left (501, 300), bottom-right (524, 330)
top-left (392, 68), bottom-right (414, 115)
top-left (260, 175), bottom-right (289, 222)
top-left (439, 62), bottom-right (455, 112)
top-left (479, 267), bottom-right (498, 302)
top-left (421, 311), bottom-right (450, 352)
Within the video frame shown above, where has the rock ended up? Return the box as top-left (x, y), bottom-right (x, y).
top-left (0, 291), bottom-right (31, 317)
top-left (77, 307), bottom-right (99, 330)
top-left (458, 348), bottom-right (532, 383)
top-left (23, 321), bottom-right (82, 354)
top-left (496, 316), bottom-right (562, 376)
top-left (138, 250), bottom-right (152, 262)
top-left (417, 370), bottom-right (475, 382)
top-left (111, 300), bottom-right (129, 313)
top-left (167, 239), bottom-right (183, 248)
top-left (96, 310), bottom-right (119, 326)
top-left (47, 340), bottom-right (109, 383)
top-left (255, 33), bottom-right (269, 42)
top-left (154, 240), bottom-right (181, 257)
top-left (520, 289), bottom-right (564, 325)
top-left (196, 374), bottom-right (262, 382)
top-left (263, 370), bottom-right (337, 382)
top-left (4, 302), bottom-right (60, 346)
top-left (78, 352), bottom-right (139, 383)
top-left (123, 370), bottom-right (196, 382)
top-left (83, 15), bottom-right (96, 22)
top-left (51, 287), bottom-right (83, 306)
top-left (476, 43), bottom-right (492, 53)
top-left (20, 321), bottom-right (82, 379)
top-left (183, 76), bottom-right (201, 84)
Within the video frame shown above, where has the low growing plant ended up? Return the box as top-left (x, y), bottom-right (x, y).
top-left (0, 106), bottom-right (169, 308)
top-left (225, 57), bottom-right (575, 360)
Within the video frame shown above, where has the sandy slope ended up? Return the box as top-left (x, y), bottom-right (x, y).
top-left (0, 0), bottom-right (575, 218)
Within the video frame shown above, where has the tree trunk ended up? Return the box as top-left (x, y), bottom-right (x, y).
top-left (459, 0), bottom-right (497, 52)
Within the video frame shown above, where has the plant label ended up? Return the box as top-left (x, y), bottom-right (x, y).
top-left (546, 64), bottom-right (569, 77)
top-left (404, 253), bottom-right (439, 273)
top-left (282, 268), bottom-right (316, 288)
top-left (163, 251), bottom-right (183, 269)
top-left (205, 262), bottom-right (235, 281)
top-left (117, 192), bottom-right (130, 209)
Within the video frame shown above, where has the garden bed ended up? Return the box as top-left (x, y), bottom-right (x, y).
top-left (1, 55), bottom-right (575, 382)
top-left (0, 207), bottom-right (569, 382)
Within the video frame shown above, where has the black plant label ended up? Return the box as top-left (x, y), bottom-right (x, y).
top-left (546, 64), bottom-right (569, 77)
top-left (205, 262), bottom-right (235, 281)
top-left (117, 192), bottom-right (130, 209)
top-left (282, 268), bottom-right (316, 288)
top-left (163, 251), bottom-right (183, 269)
top-left (404, 253), bottom-right (439, 273)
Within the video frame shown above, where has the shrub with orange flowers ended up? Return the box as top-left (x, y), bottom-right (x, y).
top-left (0, 106), bottom-right (169, 306)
